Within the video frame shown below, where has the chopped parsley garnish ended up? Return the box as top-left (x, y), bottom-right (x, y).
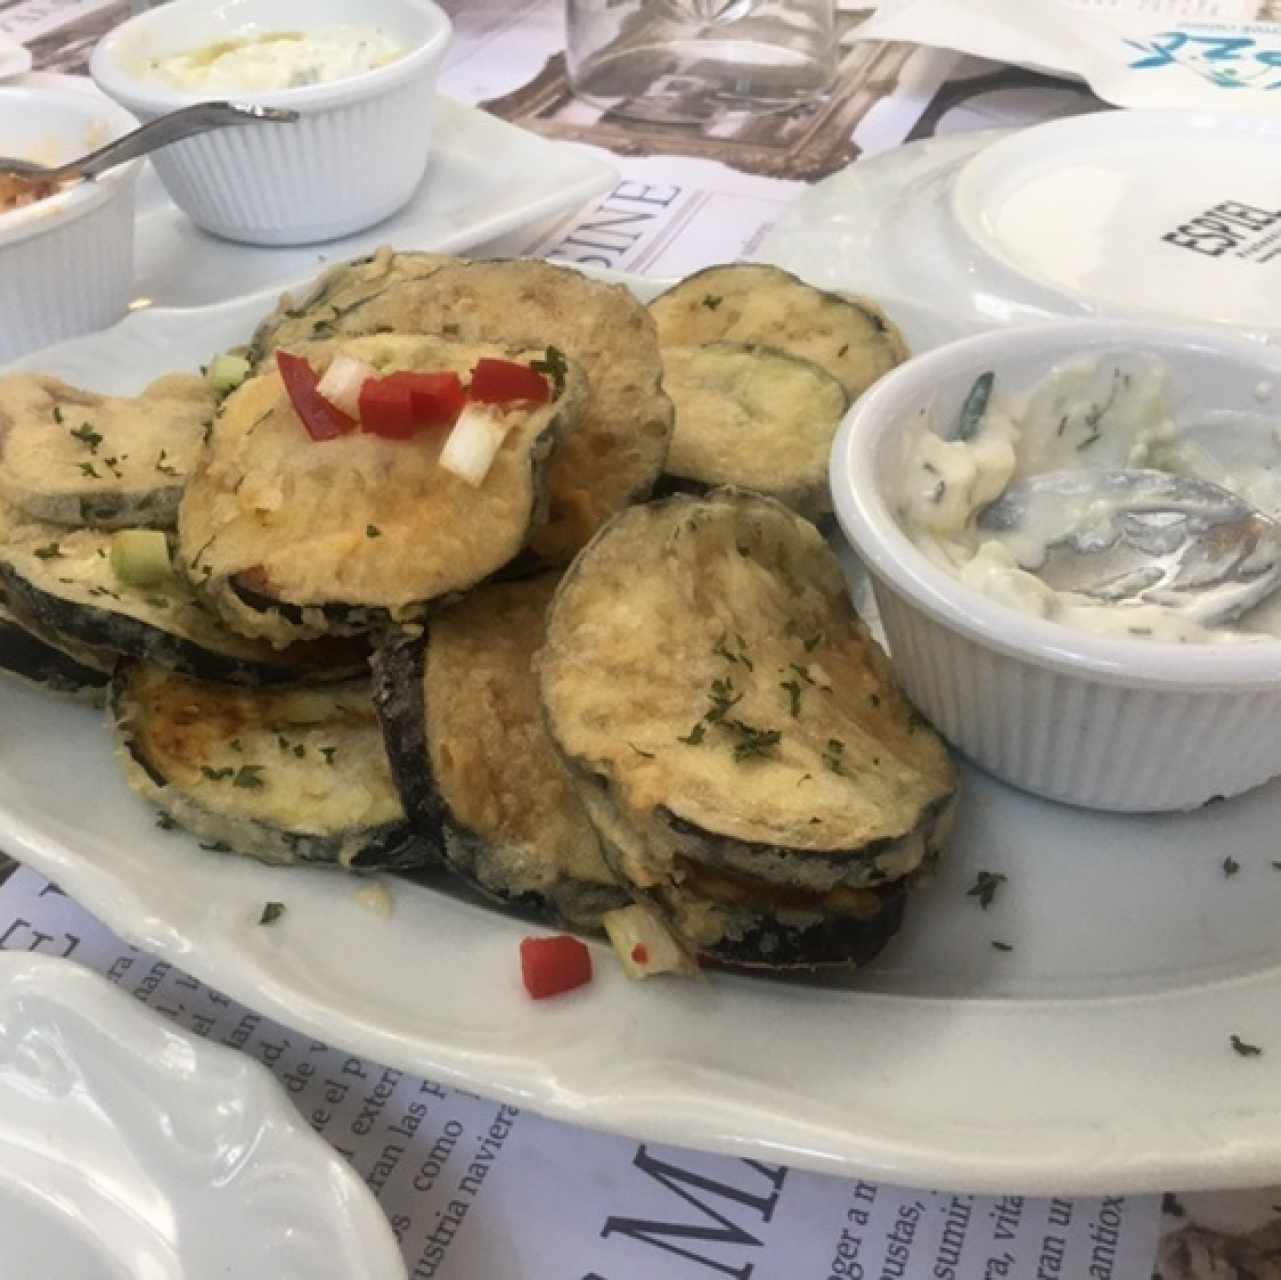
top-left (293, 743), bottom-right (306, 759)
top-left (201, 419), bottom-right (213, 445)
top-left (319, 747), bottom-right (337, 765)
top-left (705, 677), bottom-right (741, 723)
top-left (789, 662), bottom-right (815, 686)
top-left (78, 462), bottom-right (100, 478)
top-left (103, 456), bottom-right (123, 478)
top-left (823, 738), bottom-right (846, 775)
top-left (52, 407), bottom-right (64, 425)
top-left (531, 345), bottom-right (568, 397)
top-left (991, 940), bottom-right (1014, 952)
top-left (780, 678), bottom-right (802, 717)
top-left (713, 632), bottom-right (752, 669)
top-left (677, 722), bottom-right (706, 746)
top-left (232, 765), bottom-right (265, 789)
top-left (277, 736), bottom-right (291, 752)
top-left (33, 543), bottom-right (62, 559)
top-left (144, 596), bottom-right (170, 610)
top-left (366, 524), bottom-right (382, 539)
top-left (259, 902), bottom-right (286, 926)
top-left (70, 421), bottom-right (102, 453)
top-left (628, 742), bottom-right (656, 759)
top-left (199, 840), bottom-right (231, 853)
top-left (727, 721), bottom-right (781, 762)
top-left (1230, 1033), bottom-right (1263, 1057)
top-left (200, 766), bottom-right (234, 781)
top-left (1223, 855), bottom-right (1241, 877)
top-left (837, 343), bottom-right (849, 358)
top-left (966, 870), bottom-right (1007, 910)
top-left (441, 322), bottom-right (460, 337)
top-left (701, 294), bottom-right (723, 310)
top-left (155, 450), bottom-right (180, 477)
top-left (230, 739), bottom-right (242, 753)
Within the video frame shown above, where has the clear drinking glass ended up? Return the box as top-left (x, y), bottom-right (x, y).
top-left (565, 0), bottom-right (836, 124)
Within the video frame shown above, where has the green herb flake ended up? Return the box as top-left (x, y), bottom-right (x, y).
top-left (103, 456), bottom-right (123, 478)
top-left (530, 345), bottom-right (568, 397)
top-left (33, 543), bottom-right (62, 560)
top-left (677, 722), bottom-right (706, 746)
top-left (365, 524), bottom-right (382, 539)
top-left (144, 595), bottom-right (170, 610)
top-left (233, 765), bottom-right (266, 789)
top-left (803, 632), bottom-right (823, 652)
top-left (155, 450), bottom-right (180, 477)
top-left (78, 462), bottom-right (100, 478)
top-left (319, 747), bottom-right (337, 765)
top-left (259, 901), bottom-right (286, 926)
top-left (293, 743), bottom-right (306, 759)
top-left (1230, 1033), bottom-right (1263, 1057)
top-left (727, 721), bottom-right (781, 762)
top-left (52, 407), bottom-right (64, 425)
top-left (200, 766), bottom-right (234, 782)
top-left (70, 421), bottom-right (102, 453)
top-left (701, 294), bottom-right (723, 310)
top-left (780, 679), bottom-right (802, 717)
top-left (199, 840), bottom-right (231, 853)
top-left (1223, 855), bottom-right (1241, 878)
top-left (966, 870), bottom-right (1007, 910)
top-left (822, 738), bottom-right (846, 775)
top-left (705, 677), bottom-right (741, 724)
top-left (277, 736), bottom-right (291, 752)
top-left (628, 742), bottom-right (656, 759)
top-left (229, 739), bottom-right (243, 753)
top-left (789, 662), bottom-right (815, 686)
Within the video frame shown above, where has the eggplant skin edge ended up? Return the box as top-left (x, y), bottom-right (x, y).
top-left (0, 611), bottom-right (110, 703)
top-left (110, 668), bottom-right (432, 872)
top-left (371, 628), bottom-right (627, 930)
top-left (0, 564), bottom-right (363, 688)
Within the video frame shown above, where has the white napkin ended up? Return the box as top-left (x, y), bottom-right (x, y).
top-left (0, 33), bottom-right (32, 81)
top-left (852, 0), bottom-right (1281, 113)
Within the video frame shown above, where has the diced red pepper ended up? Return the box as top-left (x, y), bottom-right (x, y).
top-left (277, 351), bottom-right (356, 442)
top-left (407, 371), bottom-right (465, 427)
top-left (630, 944), bottom-right (649, 967)
top-left (358, 372), bottom-right (418, 439)
top-left (520, 934), bottom-right (592, 1000)
top-left (469, 358), bottom-right (550, 406)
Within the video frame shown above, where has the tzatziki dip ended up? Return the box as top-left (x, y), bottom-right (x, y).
top-left (896, 354), bottom-right (1281, 644)
top-left (143, 26), bottom-right (404, 93)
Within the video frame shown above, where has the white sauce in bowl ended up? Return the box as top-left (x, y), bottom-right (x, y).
top-left (143, 26), bottom-right (404, 93)
top-left (895, 354), bottom-right (1281, 645)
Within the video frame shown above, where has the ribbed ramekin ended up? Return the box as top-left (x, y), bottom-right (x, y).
top-left (90, 0), bottom-right (451, 246)
top-left (0, 86), bottom-right (141, 362)
top-left (830, 320), bottom-right (1281, 813)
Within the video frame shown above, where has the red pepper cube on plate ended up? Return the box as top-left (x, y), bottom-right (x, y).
top-left (358, 372), bottom-right (419, 439)
top-left (520, 934), bottom-right (592, 999)
top-left (407, 371), bottom-right (465, 427)
top-left (469, 358), bottom-right (549, 406)
top-left (277, 351), bottom-right (356, 442)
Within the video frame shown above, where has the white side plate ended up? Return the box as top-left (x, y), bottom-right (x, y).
top-left (4, 278), bottom-right (1281, 1196)
top-left (0, 952), bottom-right (406, 1280)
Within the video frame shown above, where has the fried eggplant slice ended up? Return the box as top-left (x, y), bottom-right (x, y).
top-left (112, 662), bottom-right (431, 870)
top-left (373, 575), bottom-right (627, 930)
top-left (179, 333), bottom-right (587, 646)
top-left (648, 263), bottom-right (908, 400)
top-left (659, 342), bottom-right (849, 519)
top-left (247, 248), bottom-right (457, 362)
top-left (0, 523), bottom-right (364, 685)
top-left (0, 603), bottom-right (110, 702)
top-left (0, 372), bottom-right (216, 529)
top-left (538, 490), bottom-right (958, 966)
top-left (273, 259), bottom-right (674, 565)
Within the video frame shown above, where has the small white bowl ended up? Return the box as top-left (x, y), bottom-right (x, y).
top-left (0, 86), bottom-right (142, 363)
top-left (831, 320), bottom-right (1281, 813)
top-left (91, 0), bottom-right (451, 246)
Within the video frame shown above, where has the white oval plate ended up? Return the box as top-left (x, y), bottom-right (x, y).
top-left (4, 276), bottom-right (1281, 1196)
top-left (0, 952), bottom-right (406, 1280)
top-left (752, 112), bottom-right (1281, 346)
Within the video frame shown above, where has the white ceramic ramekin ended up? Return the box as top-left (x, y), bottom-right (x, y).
top-left (831, 320), bottom-right (1281, 813)
top-left (0, 86), bottom-right (142, 363)
top-left (90, 0), bottom-right (451, 246)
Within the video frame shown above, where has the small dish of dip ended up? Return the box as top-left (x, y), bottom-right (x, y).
top-left (831, 320), bottom-right (1281, 813)
top-left (91, 0), bottom-right (451, 245)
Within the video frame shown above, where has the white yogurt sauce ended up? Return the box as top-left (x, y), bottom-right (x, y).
top-left (896, 354), bottom-right (1281, 645)
top-left (144, 26), bottom-right (404, 93)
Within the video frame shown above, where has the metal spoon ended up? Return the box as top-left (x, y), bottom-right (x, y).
top-left (0, 101), bottom-right (298, 185)
top-left (977, 468), bottom-right (1281, 627)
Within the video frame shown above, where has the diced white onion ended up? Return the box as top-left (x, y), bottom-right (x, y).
top-left (602, 904), bottom-right (693, 980)
top-left (316, 354), bottom-right (376, 418)
top-left (438, 404), bottom-right (507, 487)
